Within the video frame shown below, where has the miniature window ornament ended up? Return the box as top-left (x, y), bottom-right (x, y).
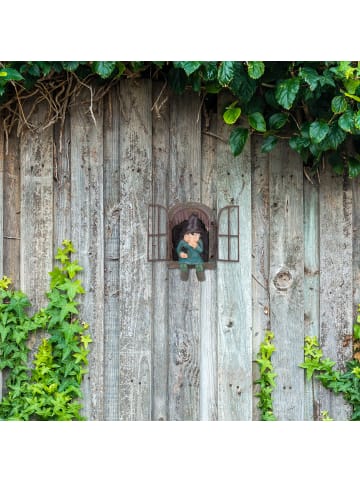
top-left (176, 214), bottom-right (205, 282)
top-left (148, 202), bottom-right (239, 281)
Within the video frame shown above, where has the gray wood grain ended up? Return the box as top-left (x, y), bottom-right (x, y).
top-left (20, 102), bottom-right (53, 314)
top-left (319, 166), bottom-right (353, 420)
top-left (200, 111), bottom-right (218, 420)
top-left (118, 80), bottom-right (153, 420)
top-left (303, 178), bottom-right (321, 420)
top-left (53, 116), bottom-right (71, 249)
top-left (70, 87), bottom-right (105, 420)
top-left (151, 82), bottom-right (170, 421)
top-left (168, 90), bottom-right (201, 420)
top-left (216, 93), bottom-right (252, 420)
top-left (103, 85), bottom-right (121, 420)
top-left (269, 142), bottom-right (304, 421)
top-left (251, 134), bottom-right (271, 420)
top-left (0, 126), bottom-right (3, 401)
top-left (3, 129), bottom-right (21, 289)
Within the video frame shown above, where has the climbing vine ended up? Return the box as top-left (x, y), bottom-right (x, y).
top-left (299, 308), bottom-right (360, 421)
top-left (0, 240), bottom-right (91, 421)
top-left (254, 330), bottom-right (277, 421)
top-left (1, 60), bottom-right (360, 177)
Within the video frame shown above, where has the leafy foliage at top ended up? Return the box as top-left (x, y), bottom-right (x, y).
top-left (1, 60), bottom-right (360, 177)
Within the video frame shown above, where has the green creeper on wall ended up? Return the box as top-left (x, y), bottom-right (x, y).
top-left (176, 214), bottom-right (205, 282)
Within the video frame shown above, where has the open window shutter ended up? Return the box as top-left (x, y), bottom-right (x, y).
top-left (148, 204), bottom-right (168, 261)
top-left (217, 205), bottom-right (239, 262)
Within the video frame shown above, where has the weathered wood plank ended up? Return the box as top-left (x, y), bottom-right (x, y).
top-left (151, 82), bottom-right (170, 421)
top-left (0, 124), bottom-right (3, 279)
top-left (118, 80), bottom-right (153, 420)
top-left (251, 134), bottom-right (270, 420)
top-left (70, 87), bottom-right (104, 420)
top-left (303, 178), bottom-right (320, 420)
top-left (217, 93), bottom-right (252, 420)
top-left (3, 130), bottom-right (21, 289)
top-left (353, 176), bottom-right (360, 332)
top-left (200, 111), bottom-right (218, 421)
top-left (269, 142), bottom-right (304, 421)
top-left (53, 117), bottom-right (71, 248)
top-left (20, 102), bottom-right (53, 314)
top-left (0, 125), bottom-right (3, 401)
top-left (168, 90), bottom-right (202, 421)
top-left (103, 85), bottom-right (121, 420)
top-left (319, 167), bottom-right (353, 420)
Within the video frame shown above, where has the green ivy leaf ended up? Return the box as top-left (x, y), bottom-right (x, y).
top-left (229, 127), bottom-right (249, 156)
top-left (167, 67), bottom-right (187, 94)
top-left (247, 61), bottom-right (265, 79)
top-left (321, 124), bottom-right (347, 150)
top-left (230, 63), bottom-right (257, 103)
top-left (328, 152), bottom-right (344, 175)
top-left (275, 78), bottom-right (300, 110)
top-left (268, 113), bottom-right (288, 130)
top-left (338, 111), bottom-right (355, 133)
top-left (61, 62), bottom-right (80, 72)
top-left (309, 120), bottom-right (330, 144)
top-left (354, 111), bottom-right (360, 130)
top-left (0, 68), bottom-right (24, 81)
top-left (299, 66), bottom-right (321, 91)
top-left (218, 61), bottom-right (235, 86)
top-left (331, 95), bottom-right (348, 114)
top-left (248, 112), bottom-right (267, 132)
top-left (173, 61), bottom-right (202, 76)
top-left (92, 61), bottom-right (116, 79)
top-left (201, 62), bottom-right (218, 81)
top-left (261, 136), bottom-right (278, 153)
top-left (223, 102), bottom-right (241, 125)
top-left (289, 135), bottom-right (310, 155)
top-left (349, 157), bottom-right (360, 178)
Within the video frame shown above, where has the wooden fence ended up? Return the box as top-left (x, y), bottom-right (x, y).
top-left (0, 79), bottom-right (359, 420)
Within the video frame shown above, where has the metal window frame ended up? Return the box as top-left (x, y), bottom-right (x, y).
top-left (217, 205), bottom-right (239, 262)
top-left (147, 204), bottom-right (168, 261)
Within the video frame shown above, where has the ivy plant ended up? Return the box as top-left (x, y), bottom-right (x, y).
top-left (1, 60), bottom-right (360, 177)
top-left (299, 308), bottom-right (360, 421)
top-left (254, 330), bottom-right (277, 421)
top-left (0, 240), bottom-right (91, 421)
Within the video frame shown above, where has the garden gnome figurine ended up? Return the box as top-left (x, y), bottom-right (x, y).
top-left (176, 213), bottom-right (205, 282)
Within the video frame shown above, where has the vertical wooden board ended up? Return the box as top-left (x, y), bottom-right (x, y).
top-left (0, 126), bottom-right (3, 401)
top-left (168, 91), bottom-right (202, 421)
top-left (70, 88), bottom-right (104, 420)
top-left (0, 125), bottom-right (3, 278)
top-left (3, 130), bottom-right (21, 289)
top-left (319, 167), bottom-right (353, 420)
top-left (118, 80), bottom-right (153, 420)
top-left (303, 178), bottom-right (320, 420)
top-left (200, 112), bottom-right (218, 421)
top-left (151, 82), bottom-right (170, 421)
top-left (353, 177), bottom-right (360, 333)
top-left (103, 86), bottom-right (121, 420)
top-left (20, 103), bottom-right (53, 314)
top-left (269, 142), bottom-right (304, 421)
top-left (216, 94), bottom-right (252, 420)
top-left (251, 134), bottom-right (270, 420)
top-left (53, 117), bottom-right (71, 248)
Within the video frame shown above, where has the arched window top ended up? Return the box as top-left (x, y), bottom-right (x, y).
top-left (168, 202), bottom-right (214, 231)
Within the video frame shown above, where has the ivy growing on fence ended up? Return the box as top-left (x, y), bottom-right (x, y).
top-left (0, 60), bottom-right (360, 177)
top-left (0, 240), bottom-right (91, 421)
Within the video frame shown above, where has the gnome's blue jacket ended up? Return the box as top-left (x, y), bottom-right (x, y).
top-left (176, 239), bottom-right (204, 265)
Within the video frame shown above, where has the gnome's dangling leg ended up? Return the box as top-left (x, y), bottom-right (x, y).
top-left (195, 264), bottom-right (205, 282)
top-left (180, 263), bottom-right (189, 281)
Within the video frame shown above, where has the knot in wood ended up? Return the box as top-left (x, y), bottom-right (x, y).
top-left (176, 342), bottom-right (191, 365)
top-left (273, 269), bottom-right (293, 291)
